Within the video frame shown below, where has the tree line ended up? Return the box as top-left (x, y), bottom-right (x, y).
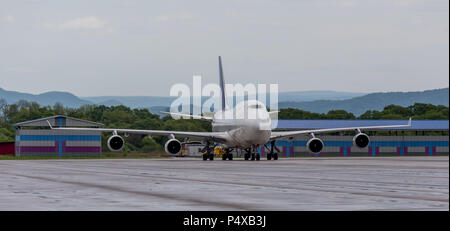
top-left (0, 99), bottom-right (448, 153)
top-left (278, 103), bottom-right (448, 120)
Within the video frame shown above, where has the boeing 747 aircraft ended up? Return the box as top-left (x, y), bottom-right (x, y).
top-left (48, 57), bottom-right (411, 161)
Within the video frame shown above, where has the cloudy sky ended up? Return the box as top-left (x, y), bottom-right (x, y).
top-left (0, 0), bottom-right (448, 96)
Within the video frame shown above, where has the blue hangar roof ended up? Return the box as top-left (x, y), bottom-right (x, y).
top-left (274, 120), bottom-right (449, 131)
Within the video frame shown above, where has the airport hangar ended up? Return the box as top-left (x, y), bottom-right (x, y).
top-left (0, 115), bottom-right (448, 157)
top-left (11, 115), bottom-right (103, 157)
top-left (268, 119), bottom-right (449, 157)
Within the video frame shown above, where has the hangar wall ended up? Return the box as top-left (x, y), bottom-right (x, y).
top-left (0, 142), bottom-right (15, 155)
top-left (15, 129), bottom-right (102, 157)
top-left (13, 115), bottom-right (104, 157)
top-left (264, 135), bottom-right (449, 157)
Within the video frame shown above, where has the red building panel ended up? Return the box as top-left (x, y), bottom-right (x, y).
top-left (0, 142), bottom-right (15, 155)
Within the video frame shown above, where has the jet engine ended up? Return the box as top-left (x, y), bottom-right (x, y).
top-left (107, 135), bottom-right (124, 151)
top-left (306, 137), bottom-right (324, 154)
top-left (164, 139), bottom-right (182, 155)
top-left (353, 133), bottom-right (370, 148)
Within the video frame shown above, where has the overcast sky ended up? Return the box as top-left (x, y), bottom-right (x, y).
top-left (0, 0), bottom-right (448, 96)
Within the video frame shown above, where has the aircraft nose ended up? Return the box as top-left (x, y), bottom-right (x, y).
top-left (248, 118), bottom-right (271, 131)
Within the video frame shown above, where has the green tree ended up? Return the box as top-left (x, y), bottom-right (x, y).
top-left (324, 110), bottom-right (356, 119)
top-left (141, 136), bottom-right (162, 153)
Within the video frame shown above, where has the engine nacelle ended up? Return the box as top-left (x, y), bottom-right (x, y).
top-left (107, 135), bottom-right (124, 151)
top-left (307, 138), bottom-right (324, 154)
top-left (164, 139), bottom-right (182, 155)
top-left (353, 133), bottom-right (370, 148)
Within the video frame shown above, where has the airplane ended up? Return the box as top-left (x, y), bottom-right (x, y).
top-left (47, 56), bottom-right (412, 161)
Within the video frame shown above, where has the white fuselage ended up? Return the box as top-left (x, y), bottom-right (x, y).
top-left (211, 100), bottom-right (272, 148)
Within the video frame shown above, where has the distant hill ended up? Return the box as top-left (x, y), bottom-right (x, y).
top-left (96, 99), bottom-right (124, 107)
top-left (1, 87), bottom-right (448, 116)
top-left (0, 88), bottom-right (92, 108)
top-left (278, 88), bottom-right (449, 115)
top-left (82, 90), bottom-right (365, 108)
top-left (82, 96), bottom-right (176, 108)
top-left (277, 90), bottom-right (365, 102)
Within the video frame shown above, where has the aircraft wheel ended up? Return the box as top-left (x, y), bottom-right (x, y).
top-left (203, 154), bottom-right (208, 161)
top-left (222, 154), bottom-right (227, 160)
top-left (228, 154), bottom-right (233, 160)
top-left (267, 153), bottom-right (272, 160)
top-left (251, 153), bottom-right (256, 161)
top-left (244, 153), bottom-right (250, 160)
top-left (209, 154), bottom-right (214, 160)
top-left (256, 154), bottom-right (260, 161)
top-left (273, 153), bottom-right (278, 160)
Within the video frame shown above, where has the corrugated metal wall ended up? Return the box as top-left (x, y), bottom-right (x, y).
top-left (15, 129), bottom-right (101, 157)
top-left (264, 136), bottom-right (449, 157)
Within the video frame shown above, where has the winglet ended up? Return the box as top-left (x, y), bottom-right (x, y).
top-left (46, 120), bottom-right (53, 129)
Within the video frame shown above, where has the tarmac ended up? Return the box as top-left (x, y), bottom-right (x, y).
top-left (0, 156), bottom-right (448, 210)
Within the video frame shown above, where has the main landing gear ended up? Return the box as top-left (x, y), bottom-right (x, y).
top-left (221, 148), bottom-right (233, 161)
top-left (264, 140), bottom-right (279, 160)
top-left (244, 146), bottom-right (260, 161)
top-left (201, 141), bottom-right (215, 161)
top-left (200, 142), bottom-right (278, 161)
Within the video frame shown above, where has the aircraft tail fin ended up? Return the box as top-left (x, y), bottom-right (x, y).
top-left (218, 56), bottom-right (226, 111)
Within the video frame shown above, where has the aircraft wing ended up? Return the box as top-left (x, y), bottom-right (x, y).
top-left (47, 123), bottom-right (227, 143)
top-left (159, 112), bottom-right (213, 121)
top-left (270, 118), bottom-right (411, 140)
